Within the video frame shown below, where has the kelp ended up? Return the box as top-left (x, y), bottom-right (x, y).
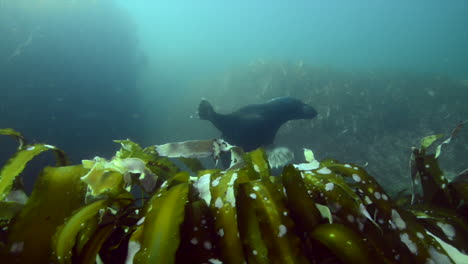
top-left (4, 165), bottom-right (88, 263)
top-left (0, 128), bottom-right (26, 150)
top-left (0, 128), bottom-right (467, 263)
top-left (0, 130), bottom-right (68, 202)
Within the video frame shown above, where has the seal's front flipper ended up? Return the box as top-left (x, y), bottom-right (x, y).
top-left (198, 99), bottom-right (215, 121)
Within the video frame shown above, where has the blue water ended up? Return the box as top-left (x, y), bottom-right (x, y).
top-left (0, 0), bottom-right (467, 192)
top-left (119, 0), bottom-right (468, 78)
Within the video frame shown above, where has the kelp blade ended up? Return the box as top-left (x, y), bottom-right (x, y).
top-left (0, 128), bottom-right (26, 149)
top-left (53, 199), bottom-right (108, 263)
top-left (4, 165), bottom-right (87, 263)
top-left (0, 144), bottom-right (63, 201)
top-left (130, 182), bottom-right (189, 264)
top-left (311, 223), bottom-right (371, 264)
top-left (237, 180), bottom-right (307, 264)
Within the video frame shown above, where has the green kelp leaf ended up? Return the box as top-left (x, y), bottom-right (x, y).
top-left (435, 120), bottom-right (467, 158)
top-left (114, 140), bottom-right (181, 183)
top-left (114, 139), bottom-right (153, 161)
top-left (237, 182), bottom-right (269, 264)
top-left (81, 159), bottom-right (125, 197)
top-left (315, 163), bottom-right (426, 262)
top-left (176, 199), bottom-right (220, 263)
top-left (81, 157), bottom-right (158, 197)
top-left (420, 134), bottom-right (444, 150)
top-left (282, 165), bottom-right (321, 231)
top-left (311, 223), bottom-right (371, 264)
top-left (412, 206), bottom-right (468, 253)
top-left (245, 148), bottom-right (270, 180)
top-left (297, 166), bottom-right (402, 262)
top-left (113, 140), bottom-right (180, 189)
top-left (411, 149), bottom-right (453, 207)
top-left (77, 224), bottom-right (115, 264)
top-left (70, 192), bottom-right (135, 260)
top-left (6, 165), bottom-right (87, 263)
top-left (237, 180), bottom-right (308, 264)
top-left (53, 199), bottom-right (108, 263)
top-left (0, 190), bottom-right (27, 221)
top-left (129, 182), bottom-right (189, 264)
top-left (0, 128), bottom-right (26, 149)
top-left (300, 163), bottom-right (381, 232)
top-left (0, 200), bottom-right (24, 221)
top-left (0, 143), bottom-right (67, 201)
top-left (327, 162), bottom-right (395, 222)
top-left (449, 180), bottom-right (468, 220)
top-left (427, 231), bottom-right (468, 264)
top-left (208, 169), bottom-right (249, 264)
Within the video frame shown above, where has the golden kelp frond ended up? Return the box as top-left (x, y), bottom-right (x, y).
top-left (0, 128), bottom-right (467, 263)
top-left (0, 128), bottom-right (26, 149)
top-left (0, 143), bottom-right (67, 201)
top-left (4, 165), bottom-right (87, 263)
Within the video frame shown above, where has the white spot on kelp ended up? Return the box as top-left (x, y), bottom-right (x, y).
top-left (294, 161), bottom-right (320, 171)
top-left (374, 192), bottom-right (381, 200)
top-left (364, 196), bottom-right (372, 204)
top-left (426, 246), bottom-right (452, 264)
top-left (253, 164), bottom-right (260, 172)
top-left (391, 209), bottom-right (406, 230)
top-left (194, 174), bottom-right (212, 205)
top-left (317, 167), bottom-right (332, 174)
top-left (400, 233), bottom-right (418, 255)
top-left (278, 224), bottom-right (287, 237)
top-left (10, 241), bottom-right (24, 253)
top-left (436, 222), bottom-right (455, 241)
top-left (211, 177), bottom-right (220, 187)
top-left (352, 174), bottom-right (361, 182)
top-left (225, 173), bottom-right (238, 206)
top-left (208, 259), bottom-right (223, 264)
top-left (125, 241), bottom-right (141, 264)
top-left (204, 241), bottom-right (212, 250)
top-left (215, 197), bottom-right (224, 209)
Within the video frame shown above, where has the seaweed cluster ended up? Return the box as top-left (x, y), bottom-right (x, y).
top-left (0, 128), bottom-right (467, 263)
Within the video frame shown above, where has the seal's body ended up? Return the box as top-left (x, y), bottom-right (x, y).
top-left (198, 97), bottom-right (317, 151)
